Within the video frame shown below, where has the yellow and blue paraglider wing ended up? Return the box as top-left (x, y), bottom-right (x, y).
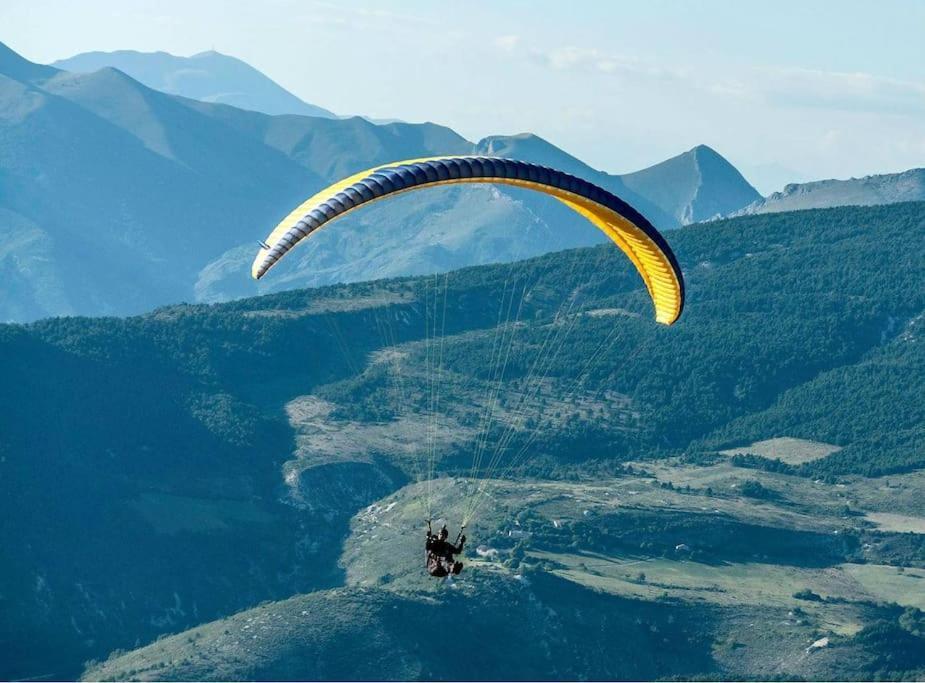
top-left (252, 156), bottom-right (684, 325)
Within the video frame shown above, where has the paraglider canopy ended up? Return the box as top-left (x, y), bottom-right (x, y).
top-left (252, 156), bottom-right (684, 325)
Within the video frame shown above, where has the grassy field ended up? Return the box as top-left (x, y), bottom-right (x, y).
top-left (720, 437), bottom-right (842, 464)
top-left (536, 551), bottom-right (865, 606)
top-left (841, 563), bottom-right (925, 608)
top-left (865, 512), bottom-right (925, 534)
top-left (532, 551), bottom-right (924, 632)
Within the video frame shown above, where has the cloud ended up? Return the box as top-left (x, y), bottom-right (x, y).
top-left (495, 36), bottom-right (925, 126)
top-left (503, 36), bottom-right (925, 118)
top-left (758, 67), bottom-right (925, 115)
top-left (303, 1), bottom-right (437, 29)
top-left (527, 45), bottom-right (688, 83)
top-left (494, 34), bottom-right (520, 53)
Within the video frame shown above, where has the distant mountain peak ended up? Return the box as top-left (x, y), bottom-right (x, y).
top-left (621, 144), bottom-right (761, 224)
top-left (52, 48), bottom-right (337, 119)
top-left (690, 143), bottom-right (718, 153)
top-left (688, 144), bottom-right (725, 162)
top-left (91, 65), bottom-right (137, 81)
top-left (474, 135), bottom-right (762, 227)
top-left (476, 133), bottom-right (594, 174)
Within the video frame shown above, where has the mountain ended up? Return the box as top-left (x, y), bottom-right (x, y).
top-left (476, 132), bottom-right (679, 228)
top-left (0, 55), bottom-right (317, 320)
top-left (45, 49), bottom-right (761, 232)
top-left (2, 202), bottom-right (925, 680)
top-left (734, 168), bottom-right (925, 216)
top-left (1, 42), bottom-right (763, 323)
top-left (0, 42), bottom-right (471, 321)
top-left (620, 144), bottom-right (762, 224)
top-left (0, 40), bottom-right (57, 82)
top-left (185, 132), bottom-right (762, 308)
top-left (52, 49), bottom-right (337, 118)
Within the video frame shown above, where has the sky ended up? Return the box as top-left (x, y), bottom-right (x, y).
top-left (3, 0), bottom-right (924, 193)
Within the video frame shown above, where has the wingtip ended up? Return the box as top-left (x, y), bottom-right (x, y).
top-left (656, 310), bottom-right (680, 326)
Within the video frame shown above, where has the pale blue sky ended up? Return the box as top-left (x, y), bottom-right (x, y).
top-left (3, 0), bottom-right (923, 192)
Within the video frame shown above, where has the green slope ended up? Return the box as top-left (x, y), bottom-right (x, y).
top-left (81, 572), bottom-right (720, 682)
top-left (2, 202), bottom-right (924, 679)
top-left (702, 324), bottom-right (925, 476)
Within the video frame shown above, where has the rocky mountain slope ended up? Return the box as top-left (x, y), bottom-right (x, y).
top-left (735, 168), bottom-right (925, 216)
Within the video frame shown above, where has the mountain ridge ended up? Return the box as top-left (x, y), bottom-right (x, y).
top-left (7, 40), bottom-right (911, 326)
top-left (0, 40), bottom-right (58, 83)
top-left (734, 167), bottom-right (925, 216)
top-left (621, 144), bottom-right (762, 224)
top-left (52, 48), bottom-right (337, 119)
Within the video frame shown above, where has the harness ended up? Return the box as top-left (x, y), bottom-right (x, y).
top-left (426, 520), bottom-right (465, 577)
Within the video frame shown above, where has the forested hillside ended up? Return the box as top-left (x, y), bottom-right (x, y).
top-left (2, 202), bottom-right (924, 680)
